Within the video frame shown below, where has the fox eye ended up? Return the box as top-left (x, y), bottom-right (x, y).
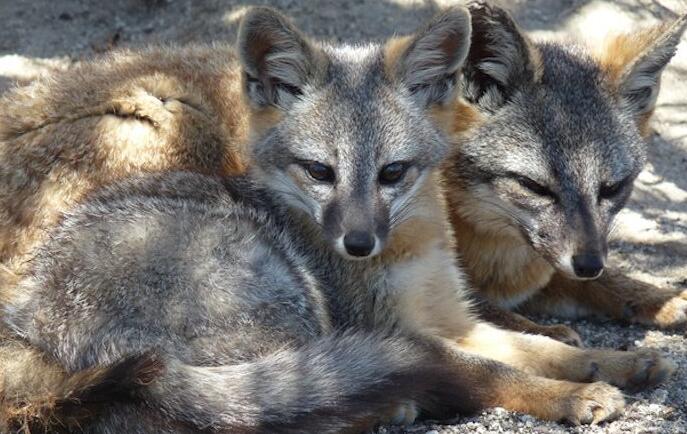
top-left (515, 176), bottom-right (556, 198)
top-left (599, 177), bottom-right (629, 200)
top-left (379, 162), bottom-right (408, 185)
top-left (305, 161), bottom-right (335, 183)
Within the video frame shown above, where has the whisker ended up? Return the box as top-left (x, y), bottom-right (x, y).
top-left (474, 197), bottom-right (533, 231)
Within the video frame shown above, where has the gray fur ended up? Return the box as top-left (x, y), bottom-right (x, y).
top-left (239, 7), bottom-right (318, 108)
top-left (2, 7), bottom-right (479, 433)
top-left (398, 7), bottom-right (472, 106)
top-left (248, 9), bottom-right (467, 259)
top-left (452, 2), bottom-right (686, 278)
top-left (463, 1), bottom-right (540, 112)
top-left (4, 171), bottom-right (476, 433)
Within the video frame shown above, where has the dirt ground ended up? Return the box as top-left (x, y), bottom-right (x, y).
top-left (1, 0), bottom-right (686, 433)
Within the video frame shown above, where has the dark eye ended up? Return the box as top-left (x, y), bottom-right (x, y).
top-left (305, 161), bottom-right (335, 183)
top-left (599, 178), bottom-right (629, 200)
top-left (379, 162), bottom-right (408, 185)
top-left (516, 176), bottom-right (556, 198)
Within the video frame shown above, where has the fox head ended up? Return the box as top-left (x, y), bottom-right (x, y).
top-left (446, 2), bottom-right (686, 280)
top-left (238, 7), bottom-right (471, 260)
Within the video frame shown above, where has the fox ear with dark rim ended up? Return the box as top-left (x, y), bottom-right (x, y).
top-left (238, 7), bottom-right (321, 109)
top-left (386, 6), bottom-right (472, 107)
top-left (598, 15), bottom-right (687, 121)
top-left (463, 1), bottom-right (541, 110)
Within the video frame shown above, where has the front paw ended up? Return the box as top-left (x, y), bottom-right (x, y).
top-left (627, 289), bottom-right (687, 328)
top-left (562, 382), bottom-right (625, 425)
top-left (535, 324), bottom-right (583, 347)
top-left (650, 289), bottom-right (687, 328)
top-left (591, 348), bottom-right (675, 392)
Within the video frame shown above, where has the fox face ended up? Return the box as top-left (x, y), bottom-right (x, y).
top-left (448, 3), bottom-right (686, 280)
top-left (238, 7), bottom-right (471, 259)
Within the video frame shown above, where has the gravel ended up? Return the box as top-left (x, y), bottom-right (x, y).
top-left (1, 1), bottom-right (685, 433)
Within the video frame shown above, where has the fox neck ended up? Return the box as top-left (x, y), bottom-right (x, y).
top-left (444, 189), bottom-right (555, 308)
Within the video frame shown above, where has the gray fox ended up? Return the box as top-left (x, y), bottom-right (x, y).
top-left (1, 2), bottom-right (684, 346)
top-left (441, 2), bottom-right (687, 344)
top-left (0, 7), bottom-right (673, 433)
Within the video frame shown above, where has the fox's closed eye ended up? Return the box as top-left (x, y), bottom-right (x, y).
top-left (599, 177), bottom-right (630, 200)
top-left (514, 175), bottom-right (556, 198)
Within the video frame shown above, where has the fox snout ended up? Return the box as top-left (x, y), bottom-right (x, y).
top-left (334, 230), bottom-right (383, 260)
top-left (559, 233), bottom-right (608, 280)
top-left (571, 253), bottom-right (605, 279)
top-left (554, 202), bottom-right (610, 280)
top-left (326, 200), bottom-right (388, 260)
top-left (557, 250), bottom-right (606, 281)
top-left (342, 231), bottom-right (377, 258)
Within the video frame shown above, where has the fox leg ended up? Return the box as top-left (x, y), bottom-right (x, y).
top-left (519, 269), bottom-right (687, 328)
top-left (477, 300), bottom-right (583, 347)
top-left (428, 337), bottom-right (625, 425)
top-left (455, 321), bottom-right (674, 393)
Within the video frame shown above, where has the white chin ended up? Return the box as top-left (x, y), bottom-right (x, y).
top-left (555, 256), bottom-right (604, 281)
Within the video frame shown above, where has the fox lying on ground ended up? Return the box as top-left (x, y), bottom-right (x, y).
top-left (0, 43), bottom-right (251, 277)
top-left (442, 2), bottom-right (687, 345)
top-left (0, 6), bottom-right (674, 433)
top-left (0, 3), bottom-right (685, 347)
top-left (0, 2), bottom-right (687, 344)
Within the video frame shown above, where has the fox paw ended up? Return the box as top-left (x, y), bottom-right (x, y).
top-left (593, 348), bottom-right (675, 392)
top-left (563, 382), bottom-right (625, 425)
top-left (650, 289), bottom-right (687, 328)
top-left (622, 349), bottom-right (676, 392)
top-left (387, 400), bottom-right (419, 425)
top-left (537, 324), bottom-right (583, 347)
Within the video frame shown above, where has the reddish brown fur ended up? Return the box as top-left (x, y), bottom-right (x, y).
top-left (383, 36), bottom-right (413, 80)
top-left (595, 25), bottom-right (671, 85)
top-left (0, 44), bottom-right (251, 277)
top-left (594, 25), bottom-right (674, 137)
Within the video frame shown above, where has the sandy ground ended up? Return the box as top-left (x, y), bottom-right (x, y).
top-left (1, 0), bottom-right (686, 433)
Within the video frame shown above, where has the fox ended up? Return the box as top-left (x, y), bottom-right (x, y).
top-left (0, 1), bottom-right (685, 346)
top-left (0, 42), bottom-right (251, 278)
top-left (440, 2), bottom-right (687, 345)
top-left (0, 6), bottom-right (675, 433)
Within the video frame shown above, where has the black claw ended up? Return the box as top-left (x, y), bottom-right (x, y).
top-left (588, 362), bottom-right (600, 382)
top-left (627, 357), bottom-right (658, 391)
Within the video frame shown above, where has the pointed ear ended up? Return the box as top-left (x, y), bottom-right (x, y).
top-left (237, 7), bottom-right (321, 109)
top-left (385, 6), bottom-right (471, 106)
top-left (598, 15), bottom-right (687, 118)
top-left (463, 1), bottom-right (541, 109)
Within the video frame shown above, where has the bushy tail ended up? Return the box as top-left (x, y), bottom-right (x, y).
top-left (0, 341), bottom-right (162, 434)
top-left (149, 332), bottom-right (480, 433)
top-left (3, 333), bottom-right (483, 433)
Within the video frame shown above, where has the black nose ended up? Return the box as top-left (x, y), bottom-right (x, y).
top-left (572, 254), bottom-right (604, 278)
top-left (343, 231), bottom-right (376, 257)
